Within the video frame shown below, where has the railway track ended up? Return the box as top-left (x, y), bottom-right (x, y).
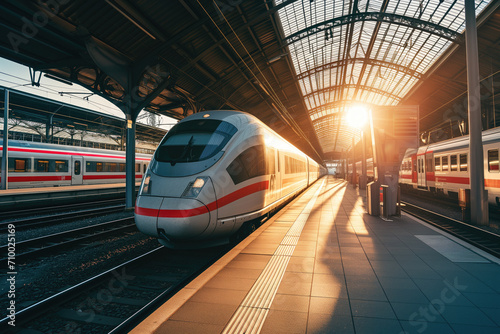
top-left (401, 201), bottom-right (500, 258)
top-left (0, 245), bottom-right (228, 333)
top-left (0, 202), bottom-right (126, 230)
top-left (0, 198), bottom-right (126, 222)
top-left (0, 217), bottom-right (136, 263)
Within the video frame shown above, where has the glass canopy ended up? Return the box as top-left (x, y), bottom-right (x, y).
top-left (276, 0), bottom-right (492, 153)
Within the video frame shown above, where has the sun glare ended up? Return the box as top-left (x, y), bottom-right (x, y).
top-left (346, 105), bottom-right (368, 129)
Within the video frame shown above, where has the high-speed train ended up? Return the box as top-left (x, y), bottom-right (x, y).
top-left (134, 110), bottom-right (326, 249)
top-left (399, 127), bottom-right (500, 205)
top-left (0, 139), bottom-right (150, 188)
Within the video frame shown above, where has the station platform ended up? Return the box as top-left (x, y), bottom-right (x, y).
top-left (132, 175), bottom-right (500, 334)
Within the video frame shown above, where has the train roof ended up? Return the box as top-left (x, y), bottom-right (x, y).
top-left (176, 110), bottom-right (323, 165)
top-left (421, 127), bottom-right (500, 153)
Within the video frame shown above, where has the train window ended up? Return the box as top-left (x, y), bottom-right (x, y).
top-left (74, 161), bottom-right (81, 175)
top-left (120, 163), bottom-right (126, 172)
top-left (441, 156), bottom-right (449, 171)
top-left (434, 157), bottom-right (441, 172)
top-left (86, 161), bottom-right (103, 172)
top-left (33, 159), bottom-right (68, 172)
top-left (8, 158), bottom-right (30, 172)
top-left (55, 160), bottom-right (69, 173)
top-left (488, 150), bottom-right (499, 172)
top-left (459, 154), bottom-right (467, 172)
top-left (156, 119), bottom-right (237, 164)
top-left (426, 155), bottom-right (433, 173)
top-left (135, 163), bottom-right (141, 172)
top-left (227, 145), bottom-right (267, 184)
top-left (35, 159), bottom-right (50, 172)
top-left (285, 156), bottom-right (306, 174)
top-left (86, 161), bottom-right (95, 172)
top-left (104, 162), bottom-right (118, 172)
top-left (450, 155), bottom-right (458, 172)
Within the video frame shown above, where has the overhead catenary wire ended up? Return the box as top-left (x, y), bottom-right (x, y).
top-left (196, 0), bottom-right (323, 161)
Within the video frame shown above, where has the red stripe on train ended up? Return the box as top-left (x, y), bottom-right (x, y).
top-left (0, 174), bottom-right (142, 182)
top-left (0, 175), bottom-right (72, 182)
top-left (135, 180), bottom-right (269, 218)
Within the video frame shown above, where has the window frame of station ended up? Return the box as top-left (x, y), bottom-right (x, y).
top-left (434, 153), bottom-right (468, 173)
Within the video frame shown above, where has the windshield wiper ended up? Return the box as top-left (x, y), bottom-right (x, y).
top-left (170, 136), bottom-right (194, 166)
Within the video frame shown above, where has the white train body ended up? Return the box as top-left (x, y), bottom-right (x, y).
top-left (0, 139), bottom-right (150, 187)
top-left (399, 127), bottom-right (500, 205)
top-left (134, 110), bottom-right (325, 249)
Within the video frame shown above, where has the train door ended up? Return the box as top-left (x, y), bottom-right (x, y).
top-left (71, 157), bottom-right (83, 185)
top-left (267, 148), bottom-right (278, 204)
top-left (275, 150), bottom-right (282, 199)
top-left (411, 155), bottom-right (418, 184)
top-left (417, 154), bottom-right (426, 188)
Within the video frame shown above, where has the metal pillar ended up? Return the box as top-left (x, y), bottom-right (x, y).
top-left (465, 0), bottom-right (488, 225)
top-left (360, 130), bottom-right (367, 190)
top-left (1, 89), bottom-right (9, 190)
top-left (352, 136), bottom-right (357, 187)
top-left (125, 114), bottom-right (136, 209)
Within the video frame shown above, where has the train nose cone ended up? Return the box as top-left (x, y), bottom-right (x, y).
top-left (156, 198), bottom-right (211, 240)
top-left (135, 197), bottom-right (212, 240)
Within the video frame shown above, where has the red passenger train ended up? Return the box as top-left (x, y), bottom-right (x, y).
top-left (0, 139), bottom-right (150, 188)
top-left (399, 127), bottom-right (500, 205)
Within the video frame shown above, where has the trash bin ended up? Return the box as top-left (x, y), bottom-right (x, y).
top-left (367, 181), bottom-right (380, 216)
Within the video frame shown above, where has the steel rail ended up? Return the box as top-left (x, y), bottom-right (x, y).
top-left (401, 201), bottom-right (500, 258)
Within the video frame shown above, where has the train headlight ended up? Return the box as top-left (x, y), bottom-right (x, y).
top-left (182, 177), bottom-right (208, 198)
top-left (139, 175), bottom-right (151, 195)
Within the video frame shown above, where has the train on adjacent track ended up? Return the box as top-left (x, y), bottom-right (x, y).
top-left (0, 139), bottom-right (151, 188)
top-left (134, 110), bottom-right (326, 249)
top-left (399, 127), bottom-right (500, 206)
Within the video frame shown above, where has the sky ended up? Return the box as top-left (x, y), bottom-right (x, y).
top-left (0, 57), bottom-right (177, 130)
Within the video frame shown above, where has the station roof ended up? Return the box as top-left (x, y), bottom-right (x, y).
top-left (0, 87), bottom-right (167, 143)
top-left (0, 0), bottom-right (499, 161)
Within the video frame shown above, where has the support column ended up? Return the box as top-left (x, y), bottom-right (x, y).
top-left (465, 0), bottom-right (488, 225)
top-left (1, 89), bottom-right (9, 190)
top-left (125, 114), bottom-right (136, 209)
top-left (360, 130), bottom-right (367, 191)
top-left (352, 136), bottom-right (357, 188)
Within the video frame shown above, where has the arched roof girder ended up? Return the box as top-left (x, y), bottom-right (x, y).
top-left (284, 12), bottom-right (462, 46)
top-left (303, 84), bottom-right (400, 103)
top-left (296, 57), bottom-right (422, 81)
top-left (311, 112), bottom-right (345, 125)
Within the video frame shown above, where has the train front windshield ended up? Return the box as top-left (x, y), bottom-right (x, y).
top-left (155, 119), bottom-right (237, 164)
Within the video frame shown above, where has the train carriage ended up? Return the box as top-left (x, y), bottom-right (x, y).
top-left (399, 127), bottom-right (500, 205)
top-left (0, 139), bottom-right (150, 188)
top-left (134, 110), bottom-right (326, 249)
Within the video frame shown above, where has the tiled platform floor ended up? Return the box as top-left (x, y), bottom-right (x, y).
top-left (132, 176), bottom-right (500, 334)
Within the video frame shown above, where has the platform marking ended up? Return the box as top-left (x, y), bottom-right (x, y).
top-left (415, 235), bottom-right (490, 263)
top-left (222, 179), bottom-right (325, 334)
